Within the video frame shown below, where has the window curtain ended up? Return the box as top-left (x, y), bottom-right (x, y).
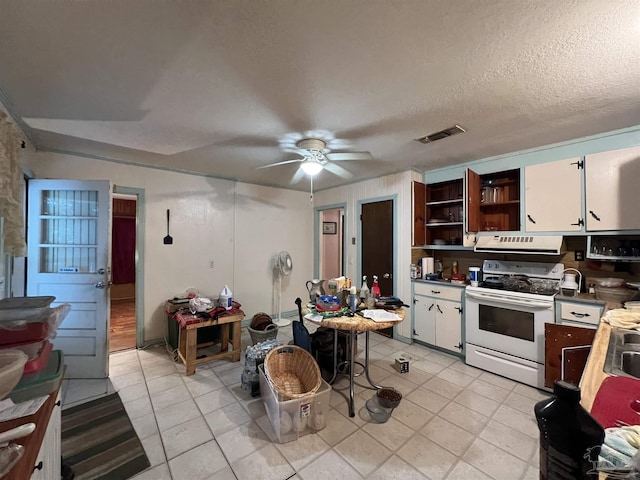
top-left (0, 111), bottom-right (26, 257)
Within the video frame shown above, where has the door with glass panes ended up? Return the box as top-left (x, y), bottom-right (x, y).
top-left (27, 180), bottom-right (111, 378)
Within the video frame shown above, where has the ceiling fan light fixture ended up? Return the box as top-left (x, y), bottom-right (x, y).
top-left (301, 160), bottom-right (323, 176)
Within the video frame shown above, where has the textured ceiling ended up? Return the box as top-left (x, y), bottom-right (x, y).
top-left (1, 0), bottom-right (639, 191)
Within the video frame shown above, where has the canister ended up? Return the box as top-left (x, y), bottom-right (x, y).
top-left (469, 267), bottom-right (482, 286)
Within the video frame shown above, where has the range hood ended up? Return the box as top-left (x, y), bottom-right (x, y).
top-left (474, 235), bottom-right (565, 255)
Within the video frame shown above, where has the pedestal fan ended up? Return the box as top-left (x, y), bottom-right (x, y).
top-left (274, 251), bottom-right (293, 327)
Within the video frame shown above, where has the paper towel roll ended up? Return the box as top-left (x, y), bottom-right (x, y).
top-left (422, 257), bottom-right (434, 277)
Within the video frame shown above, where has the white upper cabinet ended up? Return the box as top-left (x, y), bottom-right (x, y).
top-left (585, 145), bottom-right (640, 231)
top-left (525, 158), bottom-right (583, 232)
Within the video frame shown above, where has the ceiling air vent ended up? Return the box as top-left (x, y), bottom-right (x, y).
top-left (415, 124), bottom-right (466, 144)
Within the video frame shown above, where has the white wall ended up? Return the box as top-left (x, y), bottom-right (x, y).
top-left (29, 152), bottom-right (313, 341)
top-left (314, 170), bottom-right (417, 339)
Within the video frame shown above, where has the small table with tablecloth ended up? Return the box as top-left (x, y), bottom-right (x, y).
top-left (304, 308), bottom-right (405, 417)
top-left (165, 301), bottom-right (244, 375)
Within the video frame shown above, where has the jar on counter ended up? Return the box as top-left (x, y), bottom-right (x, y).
top-left (452, 261), bottom-right (459, 275)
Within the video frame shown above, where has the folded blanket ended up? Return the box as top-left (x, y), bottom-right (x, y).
top-left (604, 309), bottom-right (640, 329)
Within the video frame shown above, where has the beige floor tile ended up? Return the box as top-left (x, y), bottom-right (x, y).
top-left (205, 400), bottom-right (252, 437)
top-left (411, 358), bottom-right (446, 375)
top-left (168, 440), bottom-right (228, 480)
top-left (463, 438), bottom-right (527, 480)
top-left (426, 351), bottom-right (458, 367)
top-left (116, 382), bottom-right (149, 404)
top-left (146, 372), bottom-right (185, 394)
top-left (231, 443), bottom-right (296, 480)
top-left (160, 416), bottom-right (213, 460)
top-left (466, 378), bottom-right (511, 402)
top-left (130, 412), bottom-right (160, 440)
top-left (316, 409), bottom-right (359, 445)
top-left (155, 398), bottom-right (201, 431)
top-left (123, 394), bottom-right (154, 420)
top-left (130, 462), bottom-right (172, 480)
top-left (435, 367), bottom-right (476, 388)
top-left (392, 397), bottom-right (434, 430)
top-left (504, 390), bottom-right (542, 415)
top-left (140, 433), bottom-right (166, 468)
top-left (513, 383), bottom-right (551, 401)
top-left (477, 371), bottom-right (517, 391)
top-left (454, 389), bottom-right (500, 416)
top-left (397, 433), bottom-right (458, 480)
top-left (439, 401), bottom-right (488, 435)
top-left (274, 430), bottom-right (331, 471)
top-left (216, 421), bottom-right (272, 464)
top-left (423, 375), bottom-right (464, 399)
top-left (297, 449), bottom-right (363, 480)
top-left (183, 371), bottom-right (225, 397)
top-left (406, 386), bottom-right (450, 414)
top-left (479, 419), bottom-right (537, 461)
top-left (335, 429), bottom-right (393, 477)
top-left (445, 460), bottom-right (492, 480)
top-left (523, 465), bottom-right (540, 479)
top-left (493, 404), bottom-right (539, 439)
top-left (368, 454), bottom-right (428, 480)
top-left (362, 416), bottom-right (416, 451)
top-left (193, 386), bottom-right (237, 415)
top-left (421, 416), bottom-right (475, 456)
top-left (448, 360), bottom-right (483, 377)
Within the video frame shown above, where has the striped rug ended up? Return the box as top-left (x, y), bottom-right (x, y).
top-left (61, 393), bottom-right (150, 480)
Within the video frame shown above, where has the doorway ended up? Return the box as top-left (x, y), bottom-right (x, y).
top-left (318, 207), bottom-right (345, 279)
top-left (360, 198), bottom-right (395, 337)
top-left (110, 195), bottom-right (137, 352)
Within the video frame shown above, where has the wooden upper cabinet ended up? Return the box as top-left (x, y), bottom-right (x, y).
top-left (525, 158), bottom-right (583, 232)
top-left (412, 181), bottom-right (426, 246)
top-left (585, 145), bottom-right (640, 231)
top-left (466, 168), bottom-right (520, 233)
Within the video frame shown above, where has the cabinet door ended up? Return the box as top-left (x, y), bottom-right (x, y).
top-left (412, 181), bottom-right (426, 246)
top-left (465, 168), bottom-right (481, 233)
top-left (525, 158), bottom-right (583, 232)
top-left (413, 295), bottom-right (436, 344)
top-left (31, 390), bottom-right (61, 480)
top-left (585, 145), bottom-right (640, 231)
top-left (544, 323), bottom-right (596, 388)
top-left (435, 299), bottom-right (463, 353)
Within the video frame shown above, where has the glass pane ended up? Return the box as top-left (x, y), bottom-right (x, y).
top-left (38, 190), bottom-right (99, 274)
top-left (478, 304), bottom-right (534, 342)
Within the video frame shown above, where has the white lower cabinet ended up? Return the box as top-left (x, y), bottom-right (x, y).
top-left (413, 283), bottom-right (463, 354)
top-left (31, 390), bottom-right (61, 480)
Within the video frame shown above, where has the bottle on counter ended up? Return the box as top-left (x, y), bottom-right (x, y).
top-left (534, 380), bottom-right (605, 480)
top-left (359, 276), bottom-right (369, 301)
top-left (452, 261), bottom-right (459, 275)
top-left (371, 275), bottom-right (381, 299)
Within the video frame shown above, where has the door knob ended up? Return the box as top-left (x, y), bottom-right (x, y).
top-left (383, 273), bottom-right (391, 279)
top-left (97, 268), bottom-right (106, 274)
top-left (95, 282), bottom-right (105, 289)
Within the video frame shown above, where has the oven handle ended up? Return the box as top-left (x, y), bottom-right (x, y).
top-left (465, 290), bottom-right (553, 309)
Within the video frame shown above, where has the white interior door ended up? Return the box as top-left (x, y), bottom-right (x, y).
top-left (27, 179), bottom-right (111, 378)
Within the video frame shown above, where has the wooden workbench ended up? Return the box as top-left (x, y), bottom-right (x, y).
top-left (172, 310), bottom-right (244, 375)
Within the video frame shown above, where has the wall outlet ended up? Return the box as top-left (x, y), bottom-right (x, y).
top-left (575, 250), bottom-right (584, 261)
top-left (209, 260), bottom-right (215, 269)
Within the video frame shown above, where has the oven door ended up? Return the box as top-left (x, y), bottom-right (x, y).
top-left (465, 288), bottom-right (555, 364)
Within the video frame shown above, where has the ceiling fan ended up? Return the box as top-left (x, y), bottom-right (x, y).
top-left (257, 138), bottom-right (373, 184)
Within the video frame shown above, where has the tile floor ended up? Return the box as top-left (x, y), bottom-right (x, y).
top-left (61, 326), bottom-right (549, 480)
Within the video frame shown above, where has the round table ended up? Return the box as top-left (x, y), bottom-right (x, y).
top-left (305, 308), bottom-right (405, 417)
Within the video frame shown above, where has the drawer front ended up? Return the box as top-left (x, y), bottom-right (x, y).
top-left (559, 302), bottom-right (602, 326)
top-left (414, 283), bottom-right (462, 302)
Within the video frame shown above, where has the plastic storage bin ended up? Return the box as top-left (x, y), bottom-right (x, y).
top-left (23, 341), bottom-right (53, 375)
top-left (9, 349), bottom-right (64, 403)
top-left (0, 296), bottom-right (56, 321)
top-left (259, 365), bottom-right (330, 443)
top-left (0, 340), bottom-right (47, 360)
top-left (0, 304), bottom-right (70, 345)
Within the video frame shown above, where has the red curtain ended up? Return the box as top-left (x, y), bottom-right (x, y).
top-left (112, 217), bottom-right (136, 284)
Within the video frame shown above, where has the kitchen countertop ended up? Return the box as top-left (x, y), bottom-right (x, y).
top-left (412, 278), bottom-right (466, 288)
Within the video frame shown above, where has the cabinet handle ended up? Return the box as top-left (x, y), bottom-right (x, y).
top-left (455, 306), bottom-right (463, 314)
top-left (455, 342), bottom-right (463, 350)
top-left (570, 311), bottom-right (590, 318)
top-left (413, 329), bottom-right (418, 336)
top-left (570, 218), bottom-right (584, 226)
top-left (34, 461), bottom-right (43, 471)
top-left (437, 305), bottom-right (443, 314)
top-left (55, 400), bottom-right (61, 406)
top-left (527, 214), bottom-right (536, 224)
top-left (413, 297), bottom-right (417, 304)
top-left (431, 290), bottom-right (441, 295)
top-left (570, 160), bottom-right (584, 169)
top-left (428, 304), bottom-right (435, 311)
top-left (589, 210), bottom-right (601, 221)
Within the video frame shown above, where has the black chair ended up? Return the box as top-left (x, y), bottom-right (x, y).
top-left (292, 298), bottom-right (313, 353)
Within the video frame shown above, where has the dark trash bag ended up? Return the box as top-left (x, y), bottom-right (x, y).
top-left (292, 320), bottom-right (312, 353)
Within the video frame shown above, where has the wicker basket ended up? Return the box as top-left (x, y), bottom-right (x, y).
top-left (264, 345), bottom-right (321, 401)
top-left (247, 323), bottom-right (279, 345)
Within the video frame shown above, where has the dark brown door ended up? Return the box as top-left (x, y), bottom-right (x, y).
top-left (361, 199), bottom-right (394, 296)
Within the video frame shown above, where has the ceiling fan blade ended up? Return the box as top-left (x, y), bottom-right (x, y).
top-left (257, 159), bottom-right (301, 169)
top-left (323, 162), bottom-right (354, 179)
top-left (289, 166), bottom-right (306, 185)
top-left (325, 152), bottom-right (373, 161)
top-left (282, 147), bottom-right (309, 157)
